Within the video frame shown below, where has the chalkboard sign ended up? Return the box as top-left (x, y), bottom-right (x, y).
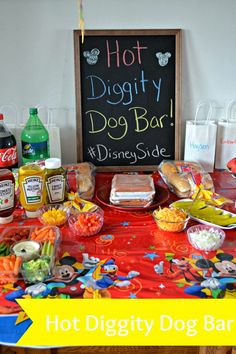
top-left (74, 29), bottom-right (181, 171)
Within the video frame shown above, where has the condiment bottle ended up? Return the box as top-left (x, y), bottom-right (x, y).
top-left (19, 164), bottom-right (45, 218)
top-left (0, 169), bottom-right (15, 224)
top-left (44, 158), bottom-right (66, 204)
top-left (0, 114), bottom-right (18, 169)
top-left (21, 108), bottom-right (50, 164)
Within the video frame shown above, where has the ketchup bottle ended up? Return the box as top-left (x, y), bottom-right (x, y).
top-left (0, 169), bottom-right (15, 224)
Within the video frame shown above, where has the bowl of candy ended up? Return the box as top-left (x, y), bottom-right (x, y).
top-left (38, 204), bottom-right (70, 227)
top-left (68, 207), bottom-right (104, 237)
top-left (187, 224), bottom-right (225, 251)
top-left (153, 207), bottom-right (189, 232)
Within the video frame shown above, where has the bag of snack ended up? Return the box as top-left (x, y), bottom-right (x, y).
top-left (64, 162), bottom-right (96, 200)
top-left (158, 160), bottom-right (214, 198)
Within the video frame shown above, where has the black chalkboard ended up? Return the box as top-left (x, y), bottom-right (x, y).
top-left (74, 30), bottom-right (181, 171)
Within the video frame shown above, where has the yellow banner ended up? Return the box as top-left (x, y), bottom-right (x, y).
top-left (17, 299), bottom-right (236, 346)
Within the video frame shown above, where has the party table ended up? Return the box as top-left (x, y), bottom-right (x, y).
top-left (0, 170), bottom-right (235, 347)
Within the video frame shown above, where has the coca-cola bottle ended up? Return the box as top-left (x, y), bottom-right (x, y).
top-left (0, 114), bottom-right (18, 169)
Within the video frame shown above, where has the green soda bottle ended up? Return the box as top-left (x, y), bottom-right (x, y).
top-left (21, 108), bottom-right (50, 164)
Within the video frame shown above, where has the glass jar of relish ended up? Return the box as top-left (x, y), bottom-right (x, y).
top-left (44, 158), bottom-right (66, 204)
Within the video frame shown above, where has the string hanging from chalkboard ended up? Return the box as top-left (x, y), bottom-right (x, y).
top-left (78, 0), bottom-right (85, 43)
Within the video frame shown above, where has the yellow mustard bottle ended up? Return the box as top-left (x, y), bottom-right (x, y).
top-left (19, 164), bottom-right (46, 218)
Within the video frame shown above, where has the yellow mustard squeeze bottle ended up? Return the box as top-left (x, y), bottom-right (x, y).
top-left (19, 164), bottom-right (45, 218)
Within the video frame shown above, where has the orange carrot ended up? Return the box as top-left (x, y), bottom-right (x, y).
top-left (2, 261), bottom-right (11, 271)
top-left (30, 231), bottom-right (36, 239)
top-left (13, 256), bottom-right (22, 276)
top-left (31, 227), bottom-right (48, 239)
top-left (34, 227), bottom-right (41, 235)
top-left (48, 228), bottom-right (55, 238)
top-left (34, 229), bottom-right (49, 239)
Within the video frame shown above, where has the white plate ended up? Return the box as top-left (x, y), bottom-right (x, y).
top-left (170, 199), bottom-right (236, 230)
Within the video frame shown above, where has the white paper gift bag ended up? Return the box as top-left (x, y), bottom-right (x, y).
top-left (184, 101), bottom-right (217, 172)
top-left (215, 100), bottom-right (236, 169)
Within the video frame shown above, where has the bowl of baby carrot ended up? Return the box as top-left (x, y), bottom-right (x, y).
top-left (0, 226), bottom-right (61, 284)
top-left (68, 207), bottom-right (104, 237)
top-left (0, 254), bottom-right (22, 285)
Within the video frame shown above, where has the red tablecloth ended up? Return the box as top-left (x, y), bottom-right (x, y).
top-left (0, 170), bottom-right (235, 312)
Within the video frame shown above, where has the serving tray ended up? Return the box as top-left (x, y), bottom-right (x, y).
top-left (171, 199), bottom-right (236, 229)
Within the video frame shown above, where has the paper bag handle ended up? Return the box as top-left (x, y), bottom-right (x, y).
top-left (194, 100), bottom-right (213, 125)
top-left (226, 100), bottom-right (236, 123)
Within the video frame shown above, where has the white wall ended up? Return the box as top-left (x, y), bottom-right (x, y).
top-left (0, 0), bottom-right (236, 163)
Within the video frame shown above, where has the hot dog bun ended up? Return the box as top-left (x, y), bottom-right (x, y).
top-left (158, 160), bottom-right (214, 197)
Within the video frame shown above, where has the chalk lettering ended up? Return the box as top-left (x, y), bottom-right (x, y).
top-left (89, 143), bottom-right (170, 164)
top-left (106, 40), bottom-right (148, 68)
top-left (86, 106), bottom-right (171, 141)
top-left (129, 106), bottom-right (168, 132)
top-left (152, 78), bottom-right (162, 102)
top-left (86, 110), bottom-right (128, 140)
top-left (86, 70), bottom-right (150, 105)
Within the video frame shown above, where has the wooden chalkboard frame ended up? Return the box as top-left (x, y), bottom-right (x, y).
top-left (74, 29), bottom-right (181, 171)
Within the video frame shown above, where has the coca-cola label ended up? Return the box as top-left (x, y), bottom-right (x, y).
top-left (0, 146), bottom-right (18, 167)
top-left (0, 180), bottom-right (14, 210)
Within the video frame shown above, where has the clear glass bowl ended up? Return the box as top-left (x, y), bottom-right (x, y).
top-left (11, 240), bottom-right (41, 262)
top-left (68, 207), bottom-right (104, 237)
top-left (38, 204), bottom-right (70, 227)
top-left (153, 208), bottom-right (189, 232)
top-left (187, 224), bottom-right (225, 251)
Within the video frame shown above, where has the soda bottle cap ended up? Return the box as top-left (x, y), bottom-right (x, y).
top-left (45, 158), bottom-right (62, 169)
top-left (0, 114), bottom-right (4, 120)
top-left (29, 108), bottom-right (38, 115)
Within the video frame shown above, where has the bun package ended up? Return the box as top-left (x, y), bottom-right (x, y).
top-left (158, 160), bottom-right (214, 198)
top-left (64, 162), bottom-right (96, 200)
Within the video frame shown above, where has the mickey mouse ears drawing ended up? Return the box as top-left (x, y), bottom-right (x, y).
top-left (83, 48), bottom-right (100, 65)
